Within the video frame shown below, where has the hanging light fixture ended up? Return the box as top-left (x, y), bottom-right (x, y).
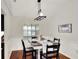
top-left (34, 0), bottom-right (46, 21)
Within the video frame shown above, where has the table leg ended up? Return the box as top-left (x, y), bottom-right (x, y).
top-left (38, 49), bottom-right (40, 59)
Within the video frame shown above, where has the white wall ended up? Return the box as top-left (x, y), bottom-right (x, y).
top-left (4, 13), bottom-right (12, 59)
top-left (1, 0), bottom-right (16, 59)
top-left (4, 0), bottom-right (78, 59)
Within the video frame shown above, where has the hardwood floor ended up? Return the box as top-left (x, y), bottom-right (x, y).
top-left (10, 50), bottom-right (70, 59)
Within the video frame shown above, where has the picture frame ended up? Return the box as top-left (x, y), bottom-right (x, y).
top-left (58, 24), bottom-right (72, 33)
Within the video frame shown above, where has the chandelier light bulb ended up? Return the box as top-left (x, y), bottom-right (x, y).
top-left (39, 12), bottom-right (43, 16)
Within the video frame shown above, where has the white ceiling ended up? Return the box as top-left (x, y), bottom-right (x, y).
top-left (11, 0), bottom-right (67, 16)
top-left (2, 0), bottom-right (73, 17)
top-left (1, 0), bottom-right (13, 15)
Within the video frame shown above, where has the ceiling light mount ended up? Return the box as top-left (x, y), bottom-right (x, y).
top-left (38, 0), bottom-right (41, 2)
top-left (34, 0), bottom-right (46, 21)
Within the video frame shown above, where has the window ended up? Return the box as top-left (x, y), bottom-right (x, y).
top-left (23, 24), bottom-right (39, 39)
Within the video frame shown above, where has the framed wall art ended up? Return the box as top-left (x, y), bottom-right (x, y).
top-left (58, 24), bottom-right (72, 33)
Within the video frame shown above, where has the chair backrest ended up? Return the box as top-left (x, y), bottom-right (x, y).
top-left (46, 43), bottom-right (60, 57)
top-left (21, 40), bottom-right (26, 52)
top-left (32, 36), bottom-right (37, 39)
top-left (53, 38), bottom-right (60, 44)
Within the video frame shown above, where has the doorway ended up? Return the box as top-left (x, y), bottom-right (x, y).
top-left (1, 14), bottom-right (4, 59)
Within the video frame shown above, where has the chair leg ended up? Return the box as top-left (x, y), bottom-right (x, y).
top-left (56, 53), bottom-right (60, 59)
top-left (23, 53), bottom-right (26, 59)
top-left (35, 50), bottom-right (37, 59)
top-left (40, 51), bottom-right (42, 59)
top-left (32, 51), bottom-right (34, 59)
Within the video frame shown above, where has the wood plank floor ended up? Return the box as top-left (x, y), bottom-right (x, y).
top-left (10, 50), bottom-right (70, 59)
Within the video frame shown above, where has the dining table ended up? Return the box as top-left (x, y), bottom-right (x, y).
top-left (30, 39), bottom-right (54, 59)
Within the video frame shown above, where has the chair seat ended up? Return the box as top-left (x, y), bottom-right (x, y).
top-left (42, 53), bottom-right (57, 58)
top-left (25, 52), bottom-right (33, 56)
top-left (26, 47), bottom-right (34, 51)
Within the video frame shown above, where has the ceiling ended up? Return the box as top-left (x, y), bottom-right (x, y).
top-left (1, 0), bottom-right (73, 18)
